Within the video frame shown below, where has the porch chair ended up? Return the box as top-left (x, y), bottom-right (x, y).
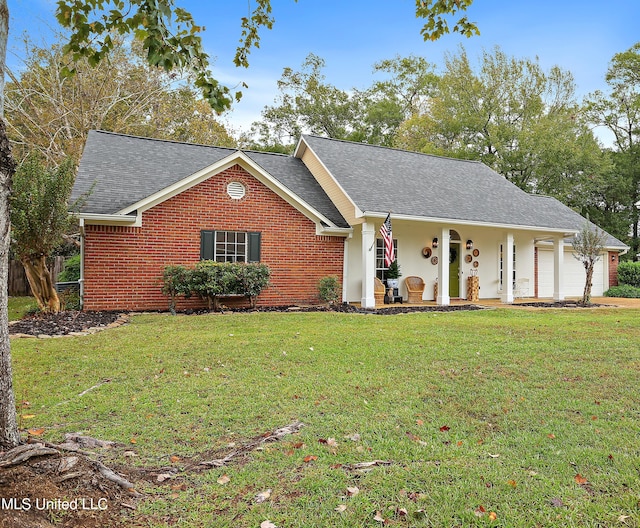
top-left (405, 276), bottom-right (426, 303)
top-left (514, 278), bottom-right (530, 299)
top-left (374, 277), bottom-right (386, 306)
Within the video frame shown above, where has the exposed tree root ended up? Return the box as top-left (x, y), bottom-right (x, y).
top-left (189, 420), bottom-right (305, 469)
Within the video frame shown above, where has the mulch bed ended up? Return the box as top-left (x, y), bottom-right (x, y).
top-left (8, 300), bottom-right (605, 338)
top-left (9, 311), bottom-right (122, 337)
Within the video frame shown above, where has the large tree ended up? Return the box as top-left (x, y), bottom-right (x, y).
top-left (6, 35), bottom-right (234, 164)
top-left (585, 42), bottom-right (640, 258)
top-left (10, 156), bottom-right (76, 312)
top-left (0, 0), bottom-right (481, 450)
top-left (395, 47), bottom-right (607, 203)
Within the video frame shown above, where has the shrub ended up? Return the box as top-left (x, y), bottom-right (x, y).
top-left (604, 284), bottom-right (640, 298)
top-left (617, 261), bottom-right (640, 288)
top-left (161, 265), bottom-right (192, 314)
top-left (57, 254), bottom-right (81, 282)
top-left (60, 289), bottom-right (81, 311)
top-left (162, 261), bottom-right (270, 312)
top-left (238, 264), bottom-right (271, 307)
top-left (318, 276), bottom-right (341, 304)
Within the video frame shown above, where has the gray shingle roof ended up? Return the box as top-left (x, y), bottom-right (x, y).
top-left (72, 131), bottom-right (349, 228)
top-left (300, 135), bottom-right (627, 248)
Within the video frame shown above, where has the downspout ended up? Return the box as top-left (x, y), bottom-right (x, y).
top-left (78, 218), bottom-right (85, 310)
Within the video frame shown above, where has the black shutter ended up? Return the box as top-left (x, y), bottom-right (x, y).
top-left (248, 232), bottom-right (261, 262)
top-left (201, 230), bottom-right (214, 260)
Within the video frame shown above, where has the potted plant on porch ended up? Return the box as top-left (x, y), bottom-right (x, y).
top-left (385, 259), bottom-right (402, 289)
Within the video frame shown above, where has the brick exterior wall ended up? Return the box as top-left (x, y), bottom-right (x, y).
top-left (608, 251), bottom-right (619, 287)
top-left (82, 165), bottom-right (345, 311)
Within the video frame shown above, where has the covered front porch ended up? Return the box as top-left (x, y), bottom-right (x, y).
top-left (345, 217), bottom-right (575, 309)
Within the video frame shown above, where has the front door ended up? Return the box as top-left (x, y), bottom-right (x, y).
top-left (449, 242), bottom-right (460, 297)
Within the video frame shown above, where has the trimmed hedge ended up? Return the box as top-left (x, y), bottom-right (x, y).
top-left (161, 261), bottom-right (270, 312)
top-left (617, 261), bottom-right (640, 288)
top-left (604, 284), bottom-right (640, 298)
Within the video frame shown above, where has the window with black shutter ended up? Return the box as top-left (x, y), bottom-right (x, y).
top-left (200, 230), bottom-right (261, 262)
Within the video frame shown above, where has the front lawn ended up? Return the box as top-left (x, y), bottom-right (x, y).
top-left (10, 308), bottom-right (640, 527)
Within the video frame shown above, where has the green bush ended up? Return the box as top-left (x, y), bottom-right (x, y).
top-left (617, 261), bottom-right (640, 288)
top-left (318, 276), bottom-right (341, 304)
top-left (57, 254), bottom-right (81, 282)
top-left (162, 261), bottom-right (270, 312)
top-left (161, 265), bottom-right (192, 314)
top-left (604, 284), bottom-right (640, 298)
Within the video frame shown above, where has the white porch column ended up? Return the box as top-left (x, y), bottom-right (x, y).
top-left (501, 232), bottom-right (514, 303)
top-left (361, 222), bottom-right (376, 309)
top-left (553, 235), bottom-right (565, 301)
top-left (437, 227), bottom-right (450, 306)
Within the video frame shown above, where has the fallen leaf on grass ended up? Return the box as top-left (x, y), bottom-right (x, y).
top-left (406, 431), bottom-right (421, 442)
top-left (21, 414), bottom-right (36, 420)
top-left (217, 474), bottom-right (230, 485)
top-left (488, 453), bottom-right (500, 458)
top-left (439, 425), bottom-right (450, 432)
top-left (474, 505), bottom-right (486, 517)
top-left (507, 479), bottom-right (517, 488)
top-left (27, 428), bottom-right (45, 436)
top-left (304, 455), bottom-right (318, 463)
top-left (156, 473), bottom-right (173, 483)
top-left (255, 489), bottom-right (272, 504)
top-left (547, 433), bottom-right (556, 439)
top-left (327, 438), bottom-right (338, 447)
top-left (170, 455), bottom-right (180, 463)
top-left (346, 486), bottom-right (359, 497)
top-left (373, 511), bottom-right (386, 523)
top-left (550, 497), bottom-right (564, 508)
top-left (488, 511), bottom-right (498, 521)
top-left (574, 474), bottom-right (588, 485)
top-left (416, 419), bottom-right (424, 426)
top-left (260, 521), bottom-right (277, 528)
top-left (335, 505), bottom-right (347, 513)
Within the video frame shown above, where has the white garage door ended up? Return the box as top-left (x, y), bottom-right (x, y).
top-left (537, 249), bottom-right (605, 298)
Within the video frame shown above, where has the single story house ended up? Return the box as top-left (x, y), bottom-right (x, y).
top-left (71, 130), bottom-right (628, 311)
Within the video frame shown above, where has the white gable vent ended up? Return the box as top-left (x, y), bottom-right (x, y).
top-left (226, 181), bottom-right (246, 200)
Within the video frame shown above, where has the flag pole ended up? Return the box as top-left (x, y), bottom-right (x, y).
top-left (369, 211), bottom-right (392, 251)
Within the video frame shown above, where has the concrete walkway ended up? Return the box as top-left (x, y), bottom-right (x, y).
top-left (381, 297), bottom-right (640, 309)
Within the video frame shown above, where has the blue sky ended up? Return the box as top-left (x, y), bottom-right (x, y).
top-left (7, 0), bottom-right (640, 139)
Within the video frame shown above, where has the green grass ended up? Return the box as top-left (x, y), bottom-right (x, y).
top-left (8, 296), bottom-right (37, 321)
top-left (11, 308), bottom-right (640, 527)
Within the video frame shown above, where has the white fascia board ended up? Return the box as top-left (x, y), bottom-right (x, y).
top-left (296, 138), bottom-right (364, 220)
top-left (115, 150), bottom-right (340, 230)
top-left (316, 225), bottom-right (353, 237)
top-left (360, 211), bottom-right (579, 236)
top-left (78, 212), bottom-right (141, 227)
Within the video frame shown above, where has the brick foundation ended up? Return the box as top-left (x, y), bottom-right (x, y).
top-left (82, 165), bottom-right (345, 311)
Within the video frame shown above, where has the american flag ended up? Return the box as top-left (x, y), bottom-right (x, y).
top-left (379, 213), bottom-right (394, 268)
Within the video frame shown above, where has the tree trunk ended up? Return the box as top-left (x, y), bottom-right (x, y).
top-left (583, 262), bottom-right (594, 305)
top-left (21, 255), bottom-right (61, 312)
top-left (0, 0), bottom-right (21, 450)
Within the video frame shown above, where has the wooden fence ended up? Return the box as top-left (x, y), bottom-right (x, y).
top-left (8, 257), bottom-right (65, 296)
